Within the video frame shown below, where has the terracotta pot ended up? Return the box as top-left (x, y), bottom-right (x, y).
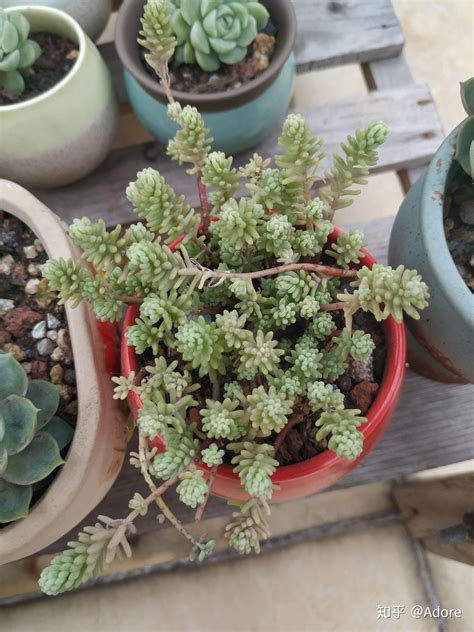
top-left (0, 181), bottom-right (127, 564)
top-left (122, 226), bottom-right (406, 503)
top-left (0, 5), bottom-right (119, 189)
top-left (389, 126), bottom-right (474, 384)
top-left (115, 0), bottom-right (297, 154)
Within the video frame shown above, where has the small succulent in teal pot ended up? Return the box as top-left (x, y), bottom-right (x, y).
top-left (0, 353), bottom-right (74, 524)
top-left (170, 0), bottom-right (269, 71)
top-left (0, 9), bottom-right (42, 97)
top-left (455, 78), bottom-right (474, 178)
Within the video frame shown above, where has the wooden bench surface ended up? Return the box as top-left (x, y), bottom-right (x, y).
top-left (45, 215), bottom-right (474, 554)
top-left (32, 83), bottom-right (443, 227)
top-left (29, 0), bottom-right (436, 227)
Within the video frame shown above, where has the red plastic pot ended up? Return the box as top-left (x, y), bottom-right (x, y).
top-left (122, 227), bottom-right (406, 503)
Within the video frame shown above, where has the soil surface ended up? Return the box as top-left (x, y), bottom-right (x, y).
top-left (0, 212), bottom-right (78, 421)
top-left (444, 164), bottom-right (474, 291)
top-left (141, 25), bottom-right (277, 95)
top-left (0, 32), bottom-right (78, 106)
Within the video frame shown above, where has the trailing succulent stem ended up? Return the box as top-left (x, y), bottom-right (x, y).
top-left (39, 0), bottom-right (430, 595)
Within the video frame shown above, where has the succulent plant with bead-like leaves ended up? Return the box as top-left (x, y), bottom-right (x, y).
top-left (0, 9), bottom-right (42, 97)
top-left (0, 353), bottom-right (73, 524)
top-left (38, 0), bottom-right (429, 596)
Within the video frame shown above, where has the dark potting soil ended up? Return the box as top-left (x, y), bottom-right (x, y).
top-left (443, 164), bottom-right (474, 292)
top-left (140, 28), bottom-right (277, 95)
top-left (0, 212), bottom-right (78, 421)
top-left (0, 32), bottom-right (78, 106)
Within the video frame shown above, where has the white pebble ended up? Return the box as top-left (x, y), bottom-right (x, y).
top-left (46, 314), bottom-right (61, 329)
top-left (0, 255), bottom-right (14, 275)
top-left (23, 245), bottom-right (37, 260)
top-left (0, 298), bottom-right (15, 317)
top-left (32, 320), bottom-right (47, 339)
top-left (25, 279), bottom-right (40, 295)
top-left (37, 338), bottom-right (55, 356)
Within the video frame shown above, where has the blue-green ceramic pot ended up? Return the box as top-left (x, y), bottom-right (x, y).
top-left (122, 55), bottom-right (295, 155)
top-left (389, 126), bottom-right (474, 383)
top-left (115, 0), bottom-right (297, 155)
top-left (2, 0), bottom-right (112, 41)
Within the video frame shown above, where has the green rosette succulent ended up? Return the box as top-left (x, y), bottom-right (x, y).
top-left (455, 78), bottom-right (474, 178)
top-left (0, 9), bottom-right (42, 97)
top-left (170, 0), bottom-right (269, 71)
top-left (0, 353), bottom-right (73, 524)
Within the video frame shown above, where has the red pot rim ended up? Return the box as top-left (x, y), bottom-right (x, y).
top-left (121, 225), bottom-right (406, 482)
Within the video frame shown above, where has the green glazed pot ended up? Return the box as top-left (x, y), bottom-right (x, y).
top-left (115, 0), bottom-right (297, 154)
top-left (0, 5), bottom-right (118, 189)
top-left (1, 0), bottom-right (112, 41)
top-left (388, 126), bottom-right (474, 384)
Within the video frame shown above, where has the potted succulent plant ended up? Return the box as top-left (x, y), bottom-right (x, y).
top-left (115, 0), bottom-right (297, 154)
top-left (0, 5), bottom-right (118, 188)
top-left (1, 0), bottom-right (113, 41)
top-left (0, 180), bottom-right (127, 565)
top-left (37, 4), bottom-right (429, 596)
top-left (389, 79), bottom-right (474, 384)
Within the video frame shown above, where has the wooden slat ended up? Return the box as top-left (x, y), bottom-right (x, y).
top-left (101, 0), bottom-right (404, 102)
top-left (293, 0), bottom-right (404, 73)
top-left (43, 215), bottom-right (474, 554)
top-left (32, 83), bottom-right (443, 227)
top-left (362, 54), bottom-right (444, 191)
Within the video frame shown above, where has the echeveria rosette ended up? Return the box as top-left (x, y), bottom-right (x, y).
top-left (455, 78), bottom-right (474, 178)
top-left (0, 9), bottom-right (42, 97)
top-left (170, 0), bottom-right (269, 71)
top-left (0, 353), bottom-right (72, 524)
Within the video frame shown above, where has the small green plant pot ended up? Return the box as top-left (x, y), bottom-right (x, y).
top-left (115, 0), bottom-right (297, 155)
top-left (0, 5), bottom-right (119, 189)
top-left (1, 0), bottom-right (112, 41)
top-left (389, 126), bottom-right (474, 384)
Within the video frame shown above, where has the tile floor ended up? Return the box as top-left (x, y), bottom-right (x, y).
top-left (2, 1), bottom-right (473, 630)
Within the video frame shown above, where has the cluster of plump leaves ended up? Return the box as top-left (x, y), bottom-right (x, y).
top-left (42, 52), bottom-right (430, 574)
top-left (0, 353), bottom-right (73, 524)
top-left (0, 9), bottom-right (42, 97)
top-left (42, 102), bottom-right (429, 503)
top-left (169, 0), bottom-right (269, 71)
top-left (455, 78), bottom-right (474, 178)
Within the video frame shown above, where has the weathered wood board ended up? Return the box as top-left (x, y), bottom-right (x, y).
top-left (43, 215), bottom-right (474, 555)
top-left (32, 83), bottom-right (443, 227)
top-left (293, 0), bottom-right (404, 72)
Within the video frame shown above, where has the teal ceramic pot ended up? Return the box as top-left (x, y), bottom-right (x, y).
top-left (122, 55), bottom-right (295, 155)
top-left (2, 0), bottom-right (112, 41)
top-left (0, 6), bottom-right (119, 189)
top-left (115, 0), bottom-right (297, 155)
top-left (389, 126), bottom-right (474, 383)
